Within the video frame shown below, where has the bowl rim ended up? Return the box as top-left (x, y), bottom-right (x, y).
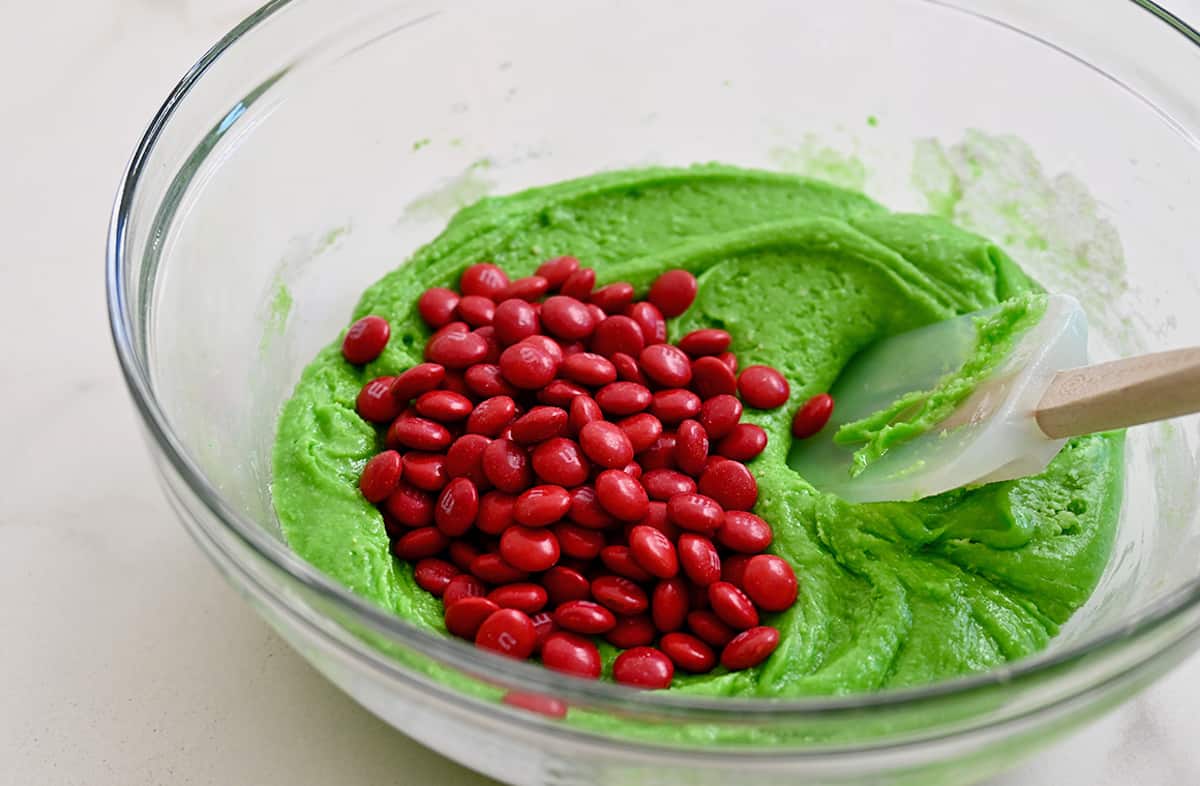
top-left (106, 0), bottom-right (1200, 725)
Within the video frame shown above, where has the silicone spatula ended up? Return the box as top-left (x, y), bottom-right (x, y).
top-left (788, 294), bottom-right (1200, 503)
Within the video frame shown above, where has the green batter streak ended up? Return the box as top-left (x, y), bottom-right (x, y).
top-left (272, 165), bottom-right (1123, 699)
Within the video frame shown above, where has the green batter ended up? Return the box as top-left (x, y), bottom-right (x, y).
top-left (272, 165), bottom-right (1122, 697)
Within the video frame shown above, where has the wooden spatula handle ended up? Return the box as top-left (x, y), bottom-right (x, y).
top-left (1035, 347), bottom-right (1200, 439)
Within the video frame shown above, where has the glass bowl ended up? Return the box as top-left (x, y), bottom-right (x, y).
top-left (107, 1), bottom-right (1200, 783)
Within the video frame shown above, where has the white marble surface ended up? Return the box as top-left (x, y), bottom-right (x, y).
top-left (3, 2), bottom-right (1199, 784)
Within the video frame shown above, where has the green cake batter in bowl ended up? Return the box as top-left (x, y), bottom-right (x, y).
top-left (273, 165), bottom-right (1124, 698)
top-left (108, 0), bottom-right (1200, 782)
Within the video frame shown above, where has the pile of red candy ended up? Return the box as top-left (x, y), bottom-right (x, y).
top-left (341, 256), bottom-right (830, 690)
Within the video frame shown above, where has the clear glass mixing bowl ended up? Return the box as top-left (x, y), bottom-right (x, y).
top-left (107, 1), bottom-right (1200, 783)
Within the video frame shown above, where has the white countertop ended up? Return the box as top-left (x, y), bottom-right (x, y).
top-left (3, 2), bottom-right (1199, 784)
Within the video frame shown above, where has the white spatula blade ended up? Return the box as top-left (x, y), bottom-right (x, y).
top-left (790, 294), bottom-right (1088, 503)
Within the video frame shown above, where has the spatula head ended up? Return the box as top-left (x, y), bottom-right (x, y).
top-left (788, 294), bottom-right (1088, 503)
